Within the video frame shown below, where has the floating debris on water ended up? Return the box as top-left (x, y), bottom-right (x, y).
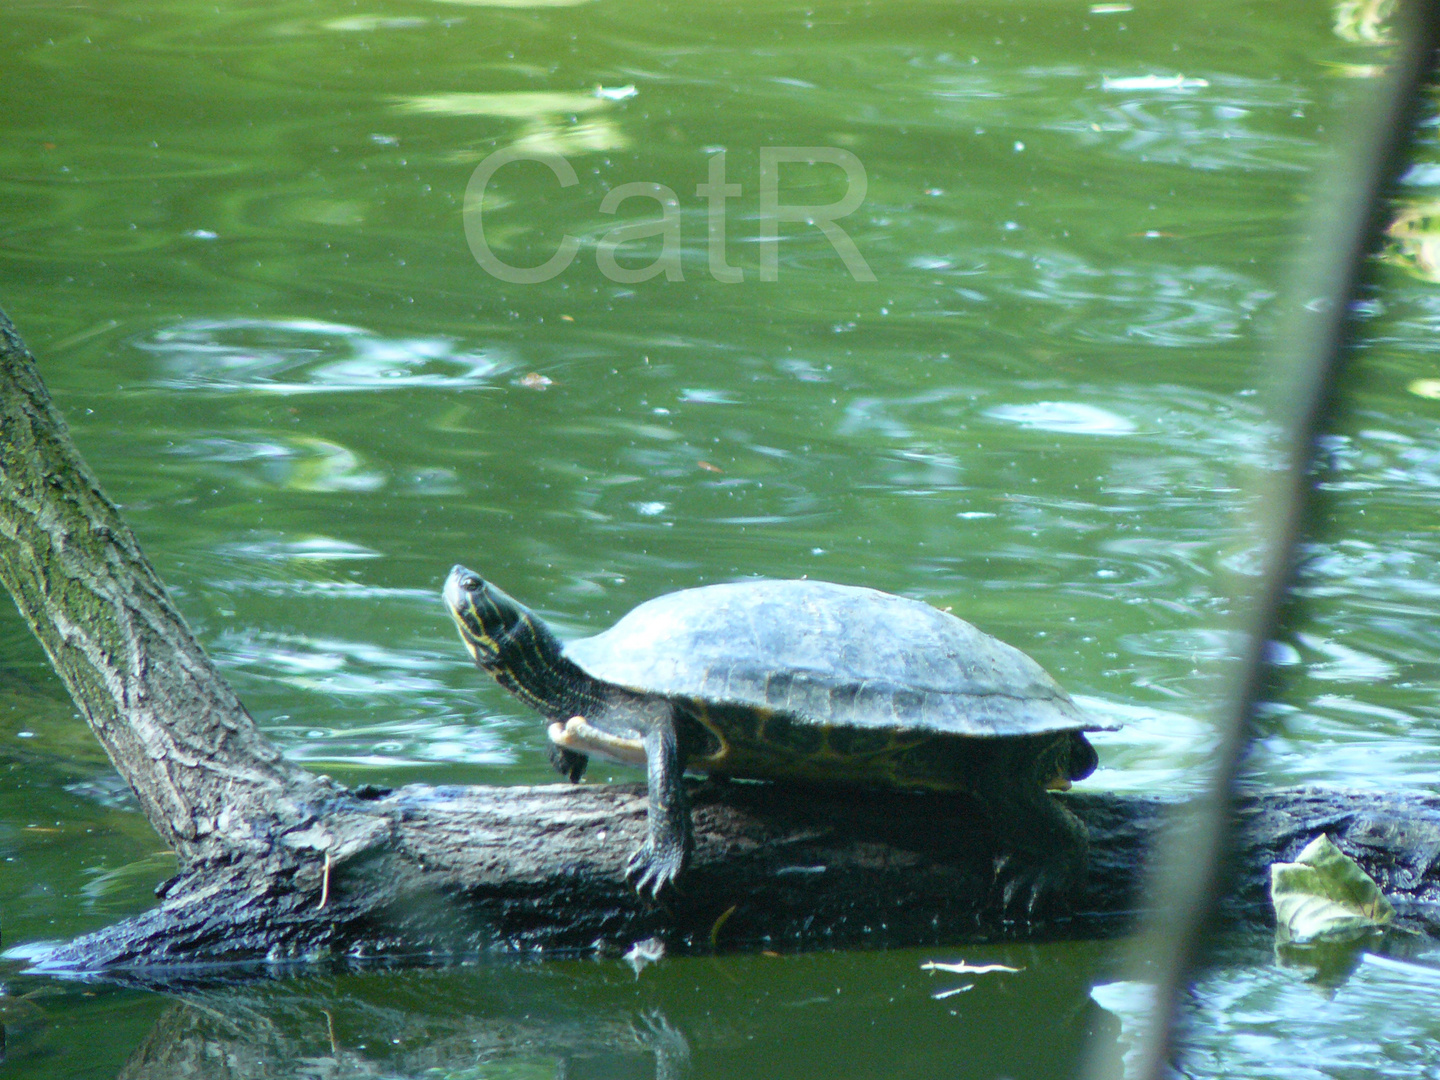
top-left (624, 936), bottom-right (665, 976)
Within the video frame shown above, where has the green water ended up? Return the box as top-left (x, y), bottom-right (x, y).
top-left (2, 0), bottom-right (1439, 1075)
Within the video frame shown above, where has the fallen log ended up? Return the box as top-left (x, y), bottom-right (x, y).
top-left (2, 306), bottom-right (1438, 972)
top-left (27, 779), bottom-right (1440, 972)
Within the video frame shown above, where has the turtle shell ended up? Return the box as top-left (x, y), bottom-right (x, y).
top-left (562, 579), bottom-right (1101, 738)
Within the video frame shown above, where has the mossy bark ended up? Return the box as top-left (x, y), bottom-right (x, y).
top-left (0, 314), bottom-right (343, 861)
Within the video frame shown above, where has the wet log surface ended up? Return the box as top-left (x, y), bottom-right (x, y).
top-left (26, 778), bottom-right (1440, 973)
top-left (3, 305), bottom-right (1439, 975)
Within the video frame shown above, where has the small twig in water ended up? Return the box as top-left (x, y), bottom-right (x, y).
top-left (710, 904), bottom-right (738, 948)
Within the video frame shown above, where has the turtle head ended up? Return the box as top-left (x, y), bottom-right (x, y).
top-left (444, 565), bottom-right (580, 715)
top-left (444, 564), bottom-right (531, 670)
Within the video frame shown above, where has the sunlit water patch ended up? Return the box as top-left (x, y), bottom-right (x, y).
top-left (139, 318), bottom-right (509, 393)
top-left (1179, 947), bottom-right (1440, 1080)
top-left (984, 401), bottom-right (1137, 436)
top-left (1076, 696), bottom-right (1218, 795)
top-left (166, 432), bottom-right (387, 491)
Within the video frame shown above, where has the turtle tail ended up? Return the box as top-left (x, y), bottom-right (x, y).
top-left (1067, 732), bottom-right (1099, 782)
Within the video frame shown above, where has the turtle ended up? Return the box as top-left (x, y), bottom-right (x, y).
top-left (443, 564), bottom-right (1112, 911)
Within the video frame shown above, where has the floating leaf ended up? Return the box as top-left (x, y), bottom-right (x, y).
top-left (1271, 834), bottom-right (1394, 943)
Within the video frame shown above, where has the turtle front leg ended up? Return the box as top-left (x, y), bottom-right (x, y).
top-left (625, 703), bottom-right (691, 899)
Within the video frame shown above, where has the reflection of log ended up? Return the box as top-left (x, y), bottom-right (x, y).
top-left (3, 307), bottom-right (1440, 971)
top-left (114, 976), bottom-right (699, 1080)
top-left (114, 960), bottom-right (1119, 1080)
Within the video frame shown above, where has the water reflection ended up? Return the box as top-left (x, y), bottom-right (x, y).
top-left (3, 0), bottom-right (1439, 1073)
top-left (1088, 980), bottom-right (1156, 1080)
top-left (211, 626), bottom-right (517, 770)
top-left (1248, 374), bottom-right (1440, 787)
top-left (1332, 0), bottom-right (1396, 44)
top-left (1054, 86), bottom-right (1315, 173)
top-left (1181, 943), bottom-right (1440, 1080)
top-left (400, 89), bottom-right (632, 156)
top-left (1079, 696), bottom-right (1219, 795)
top-left (1384, 198), bottom-right (1440, 281)
top-left (998, 253), bottom-right (1275, 347)
top-left (0, 947), bottom-right (1123, 1080)
top-left (212, 535), bottom-right (384, 562)
top-left (985, 401), bottom-right (1137, 436)
top-left (0, 986), bottom-right (49, 1068)
top-left (168, 433), bottom-right (387, 492)
top-left (141, 318), bottom-right (508, 393)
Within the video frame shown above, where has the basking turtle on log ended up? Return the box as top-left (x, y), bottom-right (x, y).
top-left (4, 304), bottom-right (1440, 972)
top-left (444, 565), bottom-right (1113, 911)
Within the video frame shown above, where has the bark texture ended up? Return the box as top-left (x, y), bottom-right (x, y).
top-left (0, 311), bottom-right (337, 866)
top-left (29, 780), bottom-right (1440, 972)
top-left (3, 306), bottom-right (1438, 974)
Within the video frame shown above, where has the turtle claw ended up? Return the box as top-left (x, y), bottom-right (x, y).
top-left (992, 854), bottom-right (1073, 922)
top-left (626, 841), bottom-right (686, 900)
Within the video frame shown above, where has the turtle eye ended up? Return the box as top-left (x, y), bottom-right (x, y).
top-left (462, 575), bottom-right (482, 592)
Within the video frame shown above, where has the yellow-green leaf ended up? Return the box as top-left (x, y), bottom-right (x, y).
top-left (1270, 834), bottom-right (1394, 943)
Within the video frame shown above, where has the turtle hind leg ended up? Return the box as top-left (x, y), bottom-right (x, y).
top-left (624, 700), bottom-right (691, 899)
top-left (992, 794), bottom-right (1089, 920)
top-left (976, 768), bottom-right (1090, 920)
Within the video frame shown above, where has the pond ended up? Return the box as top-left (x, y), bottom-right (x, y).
top-left (1, 0), bottom-right (1438, 1076)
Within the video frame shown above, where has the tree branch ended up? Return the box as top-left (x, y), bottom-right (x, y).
top-left (0, 310), bottom-right (336, 865)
